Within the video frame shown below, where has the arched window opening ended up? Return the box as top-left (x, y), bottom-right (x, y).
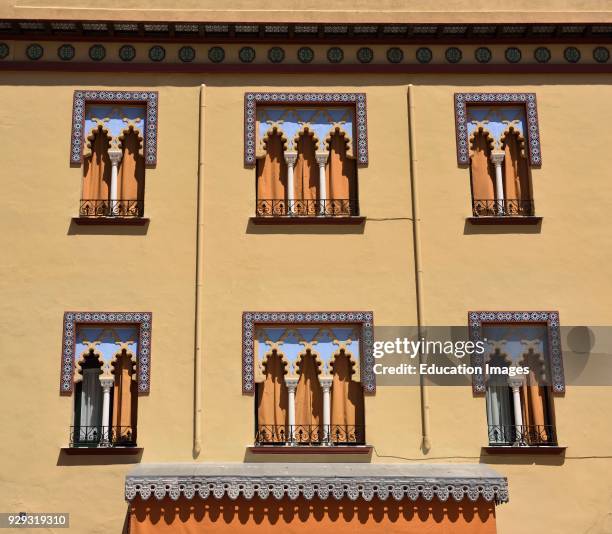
top-left (73, 351), bottom-right (104, 446)
top-left (256, 130), bottom-right (288, 216)
top-left (254, 102), bottom-right (363, 219)
top-left (111, 350), bottom-right (138, 446)
top-left (326, 131), bottom-right (358, 216)
top-left (502, 130), bottom-right (532, 215)
top-left (469, 128), bottom-right (497, 216)
top-left (116, 129), bottom-right (146, 217)
top-left (330, 351), bottom-right (365, 444)
top-left (256, 351), bottom-right (288, 443)
top-left (82, 127), bottom-right (112, 215)
top-left (294, 351), bottom-right (323, 444)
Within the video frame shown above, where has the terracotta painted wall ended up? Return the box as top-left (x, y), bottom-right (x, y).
top-left (130, 496), bottom-right (496, 534)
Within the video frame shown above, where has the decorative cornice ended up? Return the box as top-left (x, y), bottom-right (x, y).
top-left (3, 21), bottom-right (612, 43)
top-left (242, 311), bottom-right (375, 395)
top-left (468, 311), bottom-right (565, 395)
top-left (125, 464), bottom-right (509, 504)
top-left (60, 311), bottom-right (152, 395)
top-left (454, 92), bottom-right (541, 167)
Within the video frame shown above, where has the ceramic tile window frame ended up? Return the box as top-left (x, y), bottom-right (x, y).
top-left (242, 311), bottom-right (375, 395)
top-left (60, 311), bottom-right (152, 395)
top-left (244, 92), bottom-right (368, 166)
top-left (454, 93), bottom-right (542, 167)
top-left (70, 90), bottom-right (159, 166)
top-left (468, 311), bottom-right (564, 395)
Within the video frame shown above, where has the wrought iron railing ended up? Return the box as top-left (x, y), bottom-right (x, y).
top-left (79, 199), bottom-right (144, 218)
top-left (472, 198), bottom-right (535, 217)
top-left (256, 199), bottom-right (359, 217)
top-left (69, 425), bottom-right (137, 447)
top-left (488, 424), bottom-right (557, 446)
top-left (255, 424), bottom-right (365, 446)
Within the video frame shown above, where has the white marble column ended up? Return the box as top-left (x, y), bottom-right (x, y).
top-left (490, 150), bottom-right (505, 215)
top-left (508, 376), bottom-right (525, 446)
top-left (320, 377), bottom-right (333, 445)
top-left (284, 377), bottom-right (298, 445)
top-left (315, 152), bottom-right (328, 215)
top-left (108, 148), bottom-right (123, 215)
top-left (99, 377), bottom-right (114, 447)
top-left (284, 152), bottom-right (297, 215)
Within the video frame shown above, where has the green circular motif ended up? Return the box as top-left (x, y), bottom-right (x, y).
top-left (149, 46), bottom-right (165, 62)
top-left (416, 47), bottom-right (432, 64)
top-left (564, 46), bottom-right (581, 63)
top-left (178, 46), bottom-right (195, 62)
top-left (0, 43), bottom-right (10, 60)
top-left (26, 43), bottom-right (44, 61)
top-left (445, 47), bottom-right (462, 63)
top-left (593, 46), bottom-right (609, 63)
top-left (88, 44), bottom-right (106, 61)
top-left (474, 47), bottom-right (492, 63)
top-left (297, 47), bottom-right (314, 63)
top-left (505, 47), bottom-right (522, 63)
top-left (386, 47), bottom-right (403, 63)
top-left (208, 46), bottom-right (225, 63)
top-left (327, 47), bottom-right (344, 63)
top-left (356, 47), bottom-right (373, 64)
top-left (119, 45), bottom-right (136, 62)
top-left (534, 47), bottom-right (551, 63)
top-left (238, 46), bottom-right (255, 63)
top-left (57, 44), bottom-right (75, 61)
top-left (268, 47), bottom-right (285, 63)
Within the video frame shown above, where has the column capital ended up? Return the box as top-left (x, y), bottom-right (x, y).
top-left (100, 376), bottom-right (115, 390)
top-left (315, 152), bottom-right (328, 167)
top-left (490, 150), bottom-right (505, 166)
top-left (507, 376), bottom-right (525, 389)
top-left (284, 152), bottom-right (298, 166)
top-left (108, 148), bottom-right (123, 166)
top-left (284, 376), bottom-right (299, 392)
top-left (319, 376), bottom-right (333, 392)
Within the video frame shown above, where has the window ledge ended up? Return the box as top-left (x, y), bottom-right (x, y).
top-left (61, 446), bottom-right (143, 455)
top-left (72, 217), bottom-right (149, 226)
top-left (466, 216), bottom-right (542, 225)
top-left (247, 445), bottom-right (372, 455)
top-left (482, 446), bottom-right (566, 455)
top-left (250, 216), bottom-right (365, 225)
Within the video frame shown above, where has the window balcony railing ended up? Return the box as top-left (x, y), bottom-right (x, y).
top-left (255, 424), bottom-right (365, 446)
top-left (488, 424), bottom-right (557, 447)
top-left (472, 199), bottom-right (535, 217)
top-left (69, 425), bottom-right (137, 448)
top-left (79, 199), bottom-right (144, 218)
top-left (256, 199), bottom-right (359, 218)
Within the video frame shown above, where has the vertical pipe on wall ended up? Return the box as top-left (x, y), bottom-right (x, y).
top-left (193, 84), bottom-right (206, 458)
top-left (407, 84), bottom-right (431, 454)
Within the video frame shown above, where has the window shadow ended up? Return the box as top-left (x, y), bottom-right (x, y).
top-left (67, 219), bottom-right (150, 236)
top-left (56, 448), bottom-right (143, 466)
top-left (463, 219), bottom-right (542, 235)
top-left (246, 219), bottom-right (365, 235)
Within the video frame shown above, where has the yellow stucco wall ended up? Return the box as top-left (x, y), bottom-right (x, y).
top-left (1, 72), bottom-right (611, 533)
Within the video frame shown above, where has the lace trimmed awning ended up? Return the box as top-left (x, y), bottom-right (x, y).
top-left (125, 463), bottom-right (508, 504)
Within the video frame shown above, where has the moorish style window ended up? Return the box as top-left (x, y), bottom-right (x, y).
top-left (469, 312), bottom-right (564, 448)
top-left (245, 93), bottom-right (368, 221)
top-left (455, 94), bottom-right (542, 220)
top-left (243, 312), bottom-right (375, 447)
top-left (70, 91), bottom-right (158, 222)
top-left (60, 312), bottom-right (152, 449)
